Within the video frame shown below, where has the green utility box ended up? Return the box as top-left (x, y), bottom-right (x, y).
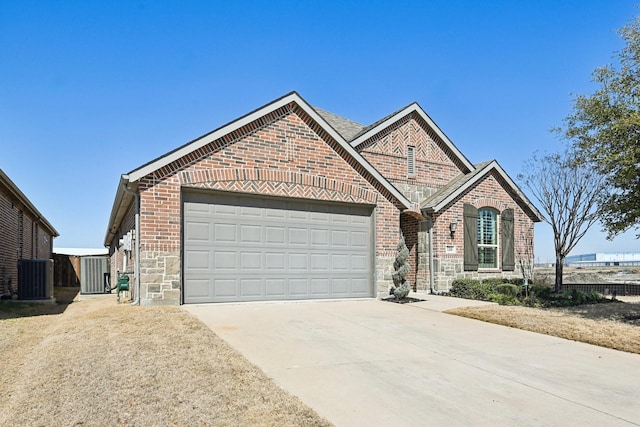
top-left (117, 273), bottom-right (130, 292)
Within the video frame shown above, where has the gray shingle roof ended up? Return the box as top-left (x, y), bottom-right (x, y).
top-left (420, 161), bottom-right (492, 211)
top-left (421, 160), bottom-right (543, 222)
top-left (313, 107), bottom-right (366, 141)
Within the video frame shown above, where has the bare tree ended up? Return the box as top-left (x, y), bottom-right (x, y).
top-left (517, 229), bottom-right (535, 287)
top-left (518, 150), bottom-right (607, 293)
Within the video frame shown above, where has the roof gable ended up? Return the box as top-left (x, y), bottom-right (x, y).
top-left (421, 160), bottom-right (543, 222)
top-left (349, 103), bottom-right (475, 173)
top-left (123, 92), bottom-right (412, 209)
top-left (106, 92), bottom-right (416, 245)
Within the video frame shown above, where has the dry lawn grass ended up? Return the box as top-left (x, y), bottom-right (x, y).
top-left (0, 288), bottom-right (331, 427)
top-left (446, 298), bottom-right (640, 354)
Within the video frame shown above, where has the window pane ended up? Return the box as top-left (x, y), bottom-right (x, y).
top-left (478, 247), bottom-right (497, 269)
top-left (477, 209), bottom-right (496, 245)
top-left (477, 208), bottom-right (497, 268)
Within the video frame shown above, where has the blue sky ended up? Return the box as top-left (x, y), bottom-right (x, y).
top-left (1, 1), bottom-right (638, 262)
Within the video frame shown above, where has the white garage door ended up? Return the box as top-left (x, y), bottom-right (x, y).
top-left (182, 191), bottom-right (374, 303)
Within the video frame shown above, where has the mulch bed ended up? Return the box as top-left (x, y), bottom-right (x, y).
top-left (381, 296), bottom-right (425, 304)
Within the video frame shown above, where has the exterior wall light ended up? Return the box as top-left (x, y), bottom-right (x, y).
top-left (449, 220), bottom-right (458, 237)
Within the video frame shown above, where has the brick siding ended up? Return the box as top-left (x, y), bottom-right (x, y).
top-left (131, 105), bottom-right (404, 304)
top-left (109, 98), bottom-right (538, 304)
top-left (0, 185), bottom-right (54, 297)
top-left (428, 171), bottom-right (535, 290)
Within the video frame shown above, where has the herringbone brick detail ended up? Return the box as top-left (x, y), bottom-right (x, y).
top-left (180, 169), bottom-right (378, 204)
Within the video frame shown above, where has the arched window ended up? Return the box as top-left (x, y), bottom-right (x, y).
top-left (477, 208), bottom-right (498, 268)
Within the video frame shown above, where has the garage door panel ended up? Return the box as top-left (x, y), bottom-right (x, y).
top-left (351, 278), bottom-right (369, 294)
top-left (331, 278), bottom-right (349, 294)
top-left (213, 279), bottom-right (237, 298)
top-left (289, 253), bottom-right (307, 270)
top-left (332, 255), bottom-right (349, 271)
top-left (240, 205), bottom-right (262, 217)
top-left (266, 226), bottom-right (286, 244)
top-left (289, 279), bottom-right (308, 296)
top-left (311, 229), bottom-right (329, 246)
top-left (184, 278), bottom-right (211, 300)
top-left (185, 221), bottom-right (210, 241)
top-left (214, 251), bottom-right (236, 269)
top-left (265, 279), bottom-right (286, 297)
top-left (310, 278), bottom-right (330, 296)
top-left (240, 252), bottom-right (261, 269)
top-left (288, 228), bottom-right (308, 245)
top-left (183, 192), bottom-right (373, 303)
top-left (185, 250), bottom-right (210, 269)
top-left (265, 252), bottom-right (285, 270)
top-left (240, 279), bottom-right (262, 298)
top-left (311, 254), bottom-right (329, 270)
top-left (331, 230), bottom-right (349, 246)
top-left (240, 224), bottom-right (262, 243)
top-left (185, 202), bottom-right (210, 213)
top-left (351, 231), bottom-right (368, 248)
top-left (214, 223), bottom-right (236, 242)
top-left (213, 204), bottom-right (236, 216)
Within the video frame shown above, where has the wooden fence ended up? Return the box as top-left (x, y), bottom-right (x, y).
top-left (563, 283), bottom-right (640, 296)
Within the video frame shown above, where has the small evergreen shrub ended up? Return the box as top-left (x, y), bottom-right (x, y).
top-left (449, 279), bottom-right (481, 299)
top-left (544, 289), bottom-right (606, 307)
top-left (528, 284), bottom-right (551, 300)
top-left (488, 293), bottom-right (521, 305)
top-left (495, 283), bottom-right (520, 297)
top-left (506, 277), bottom-right (529, 286)
top-left (481, 278), bottom-right (508, 286)
top-left (472, 283), bottom-right (498, 300)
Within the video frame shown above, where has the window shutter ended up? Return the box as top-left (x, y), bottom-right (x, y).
top-left (501, 208), bottom-right (515, 271)
top-left (463, 203), bottom-right (478, 271)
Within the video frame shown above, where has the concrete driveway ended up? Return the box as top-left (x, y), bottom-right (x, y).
top-left (184, 296), bottom-right (640, 426)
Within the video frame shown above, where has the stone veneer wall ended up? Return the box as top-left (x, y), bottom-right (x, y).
top-left (433, 257), bottom-right (525, 290)
top-left (139, 249), bottom-right (180, 305)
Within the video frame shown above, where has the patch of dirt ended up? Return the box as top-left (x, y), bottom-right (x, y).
top-left (0, 289), bottom-right (331, 427)
top-left (446, 300), bottom-right (640, 354)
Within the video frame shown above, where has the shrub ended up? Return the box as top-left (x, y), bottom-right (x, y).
top-left (481, 278), bottom-right (508, 286)
top-left (523, 295), bottom-right (542, 307)
top-left (544, 289), bottom-right (606, 307)
top-left (472, 283), bottom-right (498, 300)
top-left (495, 283), bottom-right (520, 297)
top-left (528, 284), bottom-right (551, 300)
top-left (449, 279), bottom-right (480, 299)
top-left (488, 293), bottom-right (521, 305)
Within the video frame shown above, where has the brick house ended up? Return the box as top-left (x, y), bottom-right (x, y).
top-left (1, 168), bottom-right (58, 298)
top-left (104, 92), bottom-right (542, 306)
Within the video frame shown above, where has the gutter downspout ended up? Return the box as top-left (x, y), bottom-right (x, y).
top-left (428, 214), bottom-right (437, 294)
top-left (121, 182), bottom-right (141, 306)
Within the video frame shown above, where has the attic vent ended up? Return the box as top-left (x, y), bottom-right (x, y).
top-left (407, 146), bottom-right (416, 176)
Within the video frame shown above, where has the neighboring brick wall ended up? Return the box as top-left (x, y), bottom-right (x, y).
top-left (135, 105), bottom-right (404, 305)
top-left (0, 190), bottom-right (19, 295)
top-left (0, 185), bottom-right (55, 297)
